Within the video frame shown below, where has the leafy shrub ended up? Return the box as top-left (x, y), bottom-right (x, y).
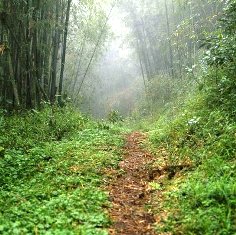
top-left (108, 110), bottom-right (123, 123)
top-left (204, 0), bottom-right (236, 68)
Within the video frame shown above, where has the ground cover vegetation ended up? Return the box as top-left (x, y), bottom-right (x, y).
top-left (0, 107), bottom-right (127, 234)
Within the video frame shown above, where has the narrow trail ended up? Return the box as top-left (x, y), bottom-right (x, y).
top-left (108, 132), bottom-right (156, 235)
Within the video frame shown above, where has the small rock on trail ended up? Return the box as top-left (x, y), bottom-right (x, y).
top-left (107, 132), bottom-right (157, 235)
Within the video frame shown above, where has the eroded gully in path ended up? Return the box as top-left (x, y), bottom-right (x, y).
top-left (107, 132), bottom-right (157, 235)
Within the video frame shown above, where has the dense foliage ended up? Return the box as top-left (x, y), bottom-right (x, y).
top-left (141, 1), bottom-right (236, 233)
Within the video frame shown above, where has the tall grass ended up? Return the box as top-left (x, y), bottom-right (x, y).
top-left (147, 68), bottom-right (236, 234)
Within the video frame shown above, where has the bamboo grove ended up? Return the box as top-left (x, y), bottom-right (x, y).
top-left (122, 0), bottom-right (226, 81)
top-left (0, 0), bottom-right (228, 112)
top-left (0, 0), bottom-right (72, 110)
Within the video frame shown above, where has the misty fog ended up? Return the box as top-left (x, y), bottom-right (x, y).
top-left (78, 5), bottom-right (145, 118)
top-left (65, 0), bottom-right (222, 119)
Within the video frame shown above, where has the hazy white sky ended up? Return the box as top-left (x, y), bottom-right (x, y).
top-left (108, 7), bottom-right (132, 59)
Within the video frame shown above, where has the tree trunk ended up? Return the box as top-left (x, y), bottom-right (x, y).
top-left (58, 0), bottom-right (72, 107)
top-left (164, 0), bottom-right (174, 78)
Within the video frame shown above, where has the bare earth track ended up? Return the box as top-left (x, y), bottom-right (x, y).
top-left (108, 132), bottom-right (157, 235)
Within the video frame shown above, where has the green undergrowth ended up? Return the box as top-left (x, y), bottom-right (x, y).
top-left (0, 107), bottom-right (127, 234)
top-left (146, 72), bottom-right (236, 234)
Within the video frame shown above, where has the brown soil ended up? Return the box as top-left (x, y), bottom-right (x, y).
top-left (107, 132), bottom-right (157, 235)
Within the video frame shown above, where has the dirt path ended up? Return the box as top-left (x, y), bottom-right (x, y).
top-left (108, 132), bottom-right (156, 235)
